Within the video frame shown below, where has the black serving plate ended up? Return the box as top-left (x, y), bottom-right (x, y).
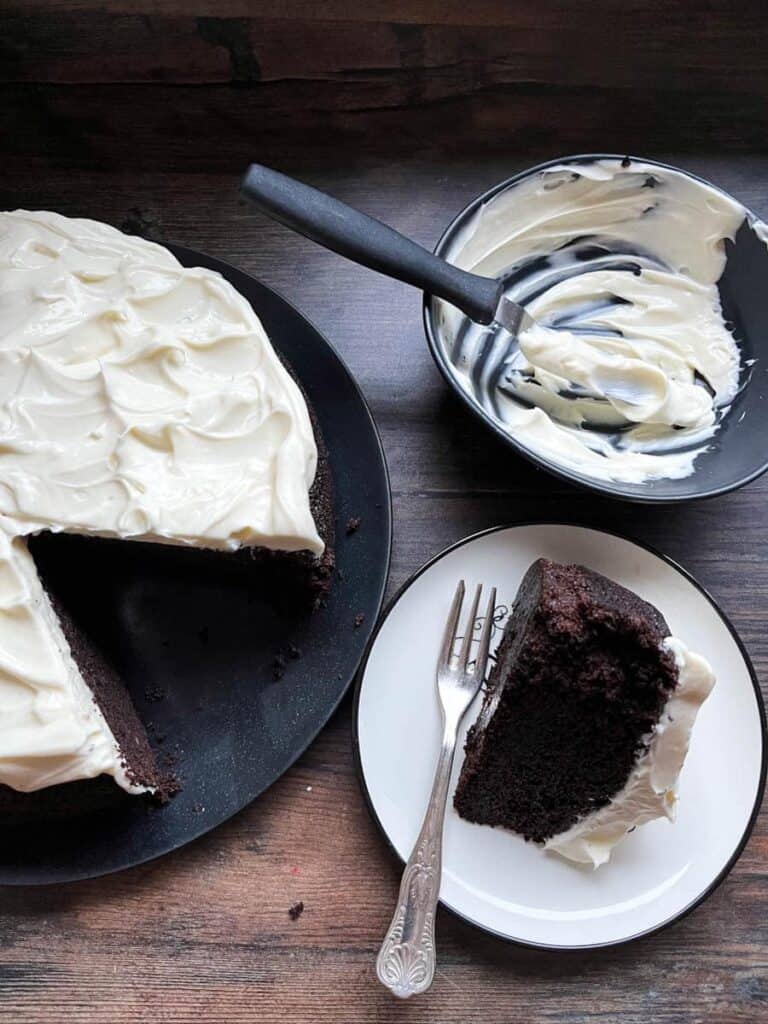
top-left (0, 246), bottom-right (391, 885)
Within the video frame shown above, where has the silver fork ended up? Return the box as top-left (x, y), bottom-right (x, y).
top-left (375, 581), bottom-right (497, 999)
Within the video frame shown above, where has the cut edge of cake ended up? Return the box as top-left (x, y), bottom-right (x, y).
top-left (0, 425), bottom-right (334, 805)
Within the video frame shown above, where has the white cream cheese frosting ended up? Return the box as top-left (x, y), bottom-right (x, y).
top-left (437, 159), bottom-right (757, 484)
top-left (0, 210), bottom-right (322, 555)
top-left (544, 636), bottom-right (715, 867)
top-left (0, 210), bottom-right (324, 794)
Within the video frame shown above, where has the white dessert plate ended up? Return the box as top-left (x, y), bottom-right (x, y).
top-left (353, 523), bottom-right (765, 949)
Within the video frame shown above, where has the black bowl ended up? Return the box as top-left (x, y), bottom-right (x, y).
top-left (424, 154), bottom-right (768, 502)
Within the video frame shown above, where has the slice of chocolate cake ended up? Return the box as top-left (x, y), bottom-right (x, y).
top-left (454, 559), bottom-right (714, 866)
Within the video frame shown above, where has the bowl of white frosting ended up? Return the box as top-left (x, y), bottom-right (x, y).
top-left (425, 155), bottom-right (768, 501)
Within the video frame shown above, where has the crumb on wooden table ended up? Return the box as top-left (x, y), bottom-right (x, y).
top-left (288, 901), bottom-right (304, 921)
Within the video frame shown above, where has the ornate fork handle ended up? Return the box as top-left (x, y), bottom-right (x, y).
top-left (375, 719), bottom-right (458, 999)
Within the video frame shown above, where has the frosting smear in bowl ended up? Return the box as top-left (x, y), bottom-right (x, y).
top-left (437, 159), bottom-right (759, 484)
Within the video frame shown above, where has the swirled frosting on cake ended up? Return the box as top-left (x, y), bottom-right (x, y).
top-left (437, 159), bottom-right (757, 484)
top-left (0, 210), bottom-right (323, 794)
top-left (0, 210), bottom-right (322, 554)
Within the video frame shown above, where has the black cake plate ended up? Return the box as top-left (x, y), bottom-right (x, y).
top-left (0, 246), bottom-right (391, 885)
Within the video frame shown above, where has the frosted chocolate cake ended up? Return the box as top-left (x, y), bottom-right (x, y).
top-left (0, 210), bottom-right (333, 801)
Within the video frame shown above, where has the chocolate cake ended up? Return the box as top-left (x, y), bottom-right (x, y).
top-left (238, 399), bottom-right (335, 610)
top-left (0, 209), bottom-right (336, 807)
top-left (0, 420), bottom-right (334, 818)
top-left (454, 559), bottom-right (714, 865)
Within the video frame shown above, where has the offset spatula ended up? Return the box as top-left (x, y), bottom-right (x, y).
top-left (240, 164), bottom-right (534, 339)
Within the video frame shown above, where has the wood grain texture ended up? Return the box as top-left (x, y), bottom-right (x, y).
top-left (0, 9), bottom-right (767, 1021)
top-left (1, 0), bottom-right (767, 155)
top-left (4, 3), bottom-right (767, 93)
top-left (2, 0), bottom-right (767, 166)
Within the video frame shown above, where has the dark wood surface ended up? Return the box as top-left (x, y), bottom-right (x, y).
top-left (1, 5), bottom-right (767, 1022)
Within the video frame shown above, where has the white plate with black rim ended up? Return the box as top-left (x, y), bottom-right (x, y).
top-left (353, 523), bottom-right (766, 949)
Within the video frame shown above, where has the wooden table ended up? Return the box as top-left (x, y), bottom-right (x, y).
top-left (1, 5), bottom-right (766, 1022)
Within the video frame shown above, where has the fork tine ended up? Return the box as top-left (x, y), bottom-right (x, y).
top-left (473, 586), bottom-right (497, 679)
top-left (439, 580), bottom-right (465, 667)
top-left (459, 583), bottom-right (482, 672)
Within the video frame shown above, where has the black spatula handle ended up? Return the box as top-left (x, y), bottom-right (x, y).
top-left (241, 163), bottom-right (502, 325)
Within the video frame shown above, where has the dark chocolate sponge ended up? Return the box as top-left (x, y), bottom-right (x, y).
top-left (453, 559), bottom-right (679, 844)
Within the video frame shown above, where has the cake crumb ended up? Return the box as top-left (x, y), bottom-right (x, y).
top-left (153, 773), bottom-right (181, 803)
top-left (346, 516), bottom-right (361, 535)
top-left (288, 901), bottom-right (304, 921)
top-left (354, 613), bottom-right (365, 628)
top-left (192, 802), bottom-right (205, 814)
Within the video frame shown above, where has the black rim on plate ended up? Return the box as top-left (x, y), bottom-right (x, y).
top-left (422, 154), bottom-right (768, 504)
top-left (0, 246), bottom-right (392, 886)
top-left (352, 521), bottom-right (767, 951)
